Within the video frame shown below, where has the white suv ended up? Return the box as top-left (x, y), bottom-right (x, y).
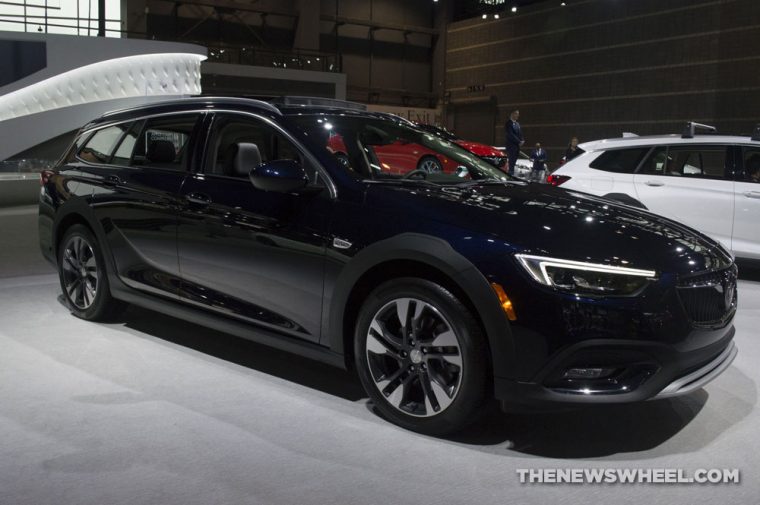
top-left (549, 124), bottom-right (760, 260)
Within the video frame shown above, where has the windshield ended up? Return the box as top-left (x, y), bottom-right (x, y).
top-left (289, 114), bottom-right (510, 184)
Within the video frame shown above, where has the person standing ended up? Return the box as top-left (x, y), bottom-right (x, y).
top-left (563, 136), bottom-right (582, 164)
top-left (530, 142), bottom-right (547, 182)
top-left (504, 108), bottom-right (524, 175)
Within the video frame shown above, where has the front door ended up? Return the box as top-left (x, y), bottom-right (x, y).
top-left (176, 112), bottom-right (333, 342)
top-left (733, 146), bottom-right (760, 259)
top-left (632, 144), bottom-right (735, 251)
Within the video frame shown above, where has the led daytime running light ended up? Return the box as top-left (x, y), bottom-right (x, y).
top-left (515, 254), bottom-right (656, 286)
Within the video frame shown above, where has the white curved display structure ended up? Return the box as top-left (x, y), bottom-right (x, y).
top-left (0, 52), bottom-right (205, 122)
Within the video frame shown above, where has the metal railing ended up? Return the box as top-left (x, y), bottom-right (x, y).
top-left (0, 159), bottom-right (52, 173)
top-left (202, 43), bottom-right (341, 73)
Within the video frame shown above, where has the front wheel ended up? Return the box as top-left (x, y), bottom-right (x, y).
top-left (354, 278), bottom-right (488, 435)
top-left (417, 156), bottom-right (443, 173)
top-left (58, 224), bottom-right (125, 321)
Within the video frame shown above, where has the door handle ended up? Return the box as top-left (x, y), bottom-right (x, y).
top-left (186, 192), bottom-right (212, 205)
top-left (104, 174), bottom-right (122, 186)
top-left (644, 180), bottom-right (664, 187)
top-left (744, 191), bottom-right (760, 199)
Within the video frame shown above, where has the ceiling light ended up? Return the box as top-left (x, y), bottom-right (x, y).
top-left (511, 6), bottom-right (518, 13)
top-left (494, 13), bottom-right (500, 18)
top-left (482, 13), bottom-right (487, 19)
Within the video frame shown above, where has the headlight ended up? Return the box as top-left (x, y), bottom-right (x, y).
top-left (515, 254), bottom-right (656, 296)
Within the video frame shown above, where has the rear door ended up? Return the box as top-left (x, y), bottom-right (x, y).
top-left (76, 113), bottom-right (203, 299)
top-left (733, 146), bottom-right (760, 259)
top-left (632, 144), bottom-right (734, 249)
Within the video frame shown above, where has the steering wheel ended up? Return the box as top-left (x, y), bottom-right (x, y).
top-left (403, 169), bottom-right (428, 180)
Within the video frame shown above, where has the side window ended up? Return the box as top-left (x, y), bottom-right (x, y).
top-left (208, 115), bottom-right (322, 185)
top-left (64, 131), bottom-right (88, 164)
top-left (641, 146), bottom-right (727, 179)
top-left (668, 146), bottom-right (727, 179)
top-left (77, 124), bottom-right (131, 164)
top-left (589, 148), bottom-right (649, 173)
top-left (641, 146), bottom-right (668, 175)
top-left (132, 115), bottom-right (199, 170)
top-left (110, 121), bottom-right (141, 166)
top-left (742, 148), bottom-right (760, 184)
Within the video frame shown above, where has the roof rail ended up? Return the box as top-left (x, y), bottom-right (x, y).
top-left (371, 111), bottom-right (415, 126)
top-left (622, 132), bottom-right (639, 137)
top-left (99, 96), bottom-right (282, 119)
top-left (682, 121), bottom-right (716, 138)
top-left (270, 96), bottom-right (368, 111)
top-left (751, 124), bottom-right (760, 142)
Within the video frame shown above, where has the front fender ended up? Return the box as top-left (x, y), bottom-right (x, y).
top-left (323, 233), bottom-right (516, 380)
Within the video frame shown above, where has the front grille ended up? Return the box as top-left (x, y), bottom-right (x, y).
top-left (677, 266), bottom-right (737, 327)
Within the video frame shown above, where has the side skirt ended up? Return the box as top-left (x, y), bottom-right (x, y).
top-left (110, 284), bottom-right (347, 369)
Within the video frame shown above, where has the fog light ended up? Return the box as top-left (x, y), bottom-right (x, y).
top-left (563, 367), bottom-right (615, 380)
top-left (490, 282), bottom-right (517, 321)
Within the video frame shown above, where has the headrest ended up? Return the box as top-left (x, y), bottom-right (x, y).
top-left (146, 140), bottom-right (176, 163)
top-left (228, 142), bottom-right (262, 177)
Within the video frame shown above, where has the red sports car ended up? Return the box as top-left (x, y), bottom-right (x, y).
top-left (327, 132), bottom-right (459, 175)
top-left (414, 123), bottom-right (508, 170)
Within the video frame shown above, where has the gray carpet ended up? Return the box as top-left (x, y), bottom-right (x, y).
top-left (0, 205), bottom-right (758, 505)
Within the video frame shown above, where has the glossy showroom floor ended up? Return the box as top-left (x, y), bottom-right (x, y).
top-left (1, 205), bottom-right (758, 505)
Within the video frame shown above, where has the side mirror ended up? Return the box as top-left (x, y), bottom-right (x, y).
top-left (249, 159), bottom-right (309, 193)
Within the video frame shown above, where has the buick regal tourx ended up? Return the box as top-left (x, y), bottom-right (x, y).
top-left (39, 97), bottom-right (738, 435)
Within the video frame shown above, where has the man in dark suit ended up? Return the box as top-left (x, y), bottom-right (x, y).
top-left (530, 142), bottom-right (547, 182)
top-left (505, 108), bottom-right (524, 176)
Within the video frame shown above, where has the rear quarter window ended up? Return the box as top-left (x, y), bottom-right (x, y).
top-left (588, 147), bottom-right (650, 173)
top-left (77, 124), bottom-right (131, 164)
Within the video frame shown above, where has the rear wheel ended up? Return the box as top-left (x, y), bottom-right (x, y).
top-left (354, 278), bottom-right (488, 435)
top-left (58, 224), bottom-right (125, 321)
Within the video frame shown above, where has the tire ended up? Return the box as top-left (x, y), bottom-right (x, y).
top-left (334, 152), bottom-right (350, 168)
top-left (417, 156), bottom-right (443, 174)
top-left (354, 278), bottom-right (489, 435)
top-left (57, 224), bottom-right (125, 321)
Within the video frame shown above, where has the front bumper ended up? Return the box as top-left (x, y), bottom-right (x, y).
top-left (654, 340), bottom-right (737, 399)
top-left (494, 325), bottom-right (736, 409)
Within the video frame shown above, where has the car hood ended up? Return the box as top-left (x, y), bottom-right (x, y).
top-left (366, 181), bottom-right (732, 276)
top-left (454, 140), bottom-right (504, 157)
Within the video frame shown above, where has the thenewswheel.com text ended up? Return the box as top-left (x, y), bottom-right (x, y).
top-left (516, 468), bottom-right (740, 485)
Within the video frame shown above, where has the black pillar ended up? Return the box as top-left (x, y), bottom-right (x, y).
top-left (98, 0), bottom-right (106, 37)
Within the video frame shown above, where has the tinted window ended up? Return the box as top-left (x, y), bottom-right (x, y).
top-left (110, 121), bottom-right (141, 166)
top-left (589, 148), bottom-right (649, 173)
top-left (641, 146), bottom-right (728, 179)
top-left (78, 124), bottom-right (130, 164)
top-left (208, 114), bottom-right (321, 185)
top-left (132, 115), bottom-right (199, 170)
top-left (742, 147), bottom-right (760, 184)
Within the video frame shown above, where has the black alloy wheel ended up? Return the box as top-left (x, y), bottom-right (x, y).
top-left (354, 278), bottom-right (488, 435)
